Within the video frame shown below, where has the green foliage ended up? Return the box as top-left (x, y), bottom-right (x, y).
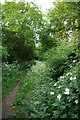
top-left (39, 27), bottom-right (57, 51)
top-left (2, 46), bottom-right (9, 61)
top-left (34, 43), bottom-right (44, 60)
top-left (9, 38), bottom-right (79, 118)
top-left (38, 2), bottom-right (79, 52)
top-left (47, 2), bottom-right (79, 42)
top-left (2, 60), bottom-right (34, 99)
top-left (42, 42), bottom-right (78, 80)
top-left (2, 2), bottom-right (43, 61)
top-left (10, 61), bottom-right (51, 117)
top-left (0, 44), bottom-right (2, 55)
top-left (1, 1), bottom-right (79, 119)
top-left (11, 59), bottom-right (79, 118)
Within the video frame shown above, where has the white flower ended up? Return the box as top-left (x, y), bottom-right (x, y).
top-left (78, 61), bottom-right (80, 64)
top-left (74, 100), bottom-right (78, 104)
top-left (5, 21), bottom-right (9, 26)
top-left (66, 73), bottom-right (69, 76)
top-left (19, 10), bottom-right (23, 13)
top-left (64, 88), bottom-right (70, 95)
top-left (70, 65), bottom-right (72, 68)
top-left (66, 72), bottom-right (72, 76)
top-left (54, 83), bottom-right (57, 86)
top-left (50, 92), bottom-right (54, 95)
top-left (58, 85), bottom-right (61, 88)
top-left (73, 60), bottom-right (76, 63)
top-left (5, 64), bottom-right (8, 67)
top-left (60, 76), bottom-right (64, 79)
top-left (74, 76), bottom-right (76, 80)
top-left (70, 76), bottom-right (76, 80)
top-left (70, 76), bottom-right (73, 80)
top-left (12, 106), bottom-right (15, 108)
top-left (57, 94), bottom-right (62, 101)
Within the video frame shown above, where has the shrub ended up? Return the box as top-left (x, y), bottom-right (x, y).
top-left (2, 46), bottom-right (9, 62)
top-left (10, 42), bottom-right (79, 118)
top-left (43, 42), bottom-right (78, 80)
top-left (11, 59), bottom-right (79, 118)
top-left (2, 60), bottom-right (32, 99)
top-left (24, 62), bottom-right (79, 118)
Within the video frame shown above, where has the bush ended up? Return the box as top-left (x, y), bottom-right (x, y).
top-left (2, 46), bottom-right (9, 62)
top-left (2, 60), bottom-right (33, 99)
top-left (11, 61), bottom-right (51, 117)
top-left (24, 62), bottom-right (79, 118)
top-left (43, 42), bottom-right (78, 80)
top-left (11, 59), bottom-right (79, 118)
top-left (10, 42), bottom-right (79, 118)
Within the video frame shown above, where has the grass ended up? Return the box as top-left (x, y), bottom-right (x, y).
top-left (2, 60), bottom-right (34, 100)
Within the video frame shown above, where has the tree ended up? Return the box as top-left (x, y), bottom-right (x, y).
top-left (47, 1), bottom-right (79, 43)
top-left (2, 2), bottom-right (43, 62)
top-left (39, 26), bottom-right (57, 51)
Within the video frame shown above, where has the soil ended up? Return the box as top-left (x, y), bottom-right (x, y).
top-left (2, 74), bottom-right (27, 118)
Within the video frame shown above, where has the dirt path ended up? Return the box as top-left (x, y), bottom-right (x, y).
top-left (0, 101), bottom-right (2, 119)
top-left (2, 61), bottom-right (45, 118)
top-left (2, 74), bottom-right (27, 118)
